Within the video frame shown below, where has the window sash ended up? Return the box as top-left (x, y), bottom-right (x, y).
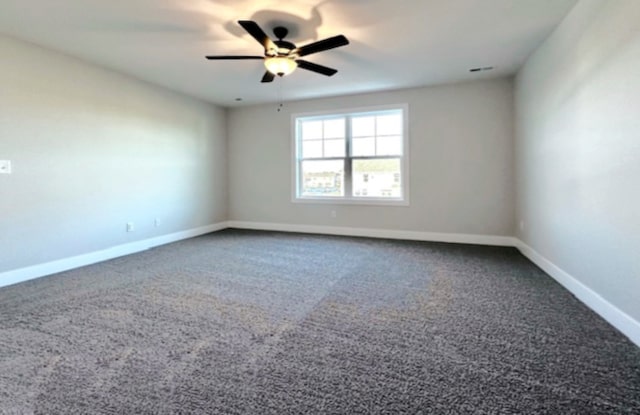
top-left (297, 159), bottom-right (404, 199)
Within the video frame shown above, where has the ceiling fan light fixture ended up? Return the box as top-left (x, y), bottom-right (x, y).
top-left (264, 56), bottom-right (297, 76)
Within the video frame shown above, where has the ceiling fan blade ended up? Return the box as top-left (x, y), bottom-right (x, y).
top-left (295, 35), bottom-right (349, 57)
top-left (238, 20), bottom-right (276, 51)
top-left (296, 60), bottom-right (338, 76)
top-left (261, 71), bottom-right (276, 83)
top-left (205, 55), bottom-right (264, 60)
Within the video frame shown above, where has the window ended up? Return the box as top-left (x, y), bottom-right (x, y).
top-left (293, 105), bottom-right (408, 205)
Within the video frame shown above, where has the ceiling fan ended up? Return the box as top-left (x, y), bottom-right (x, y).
top-left (206, 20), bottom-right (349, 83)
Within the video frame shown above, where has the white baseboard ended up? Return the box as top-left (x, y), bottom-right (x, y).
top-left (514, 239), bottom-right (640, 348)
top-left (226, 220), bottom-right (516, 246)
top-left (3, 220), bottom-right (638, 348)
top-left (228, 221), bottom-right (639, 347)
top-left (0, 221), bottom-right (511, 289)
top-left (0, 222), bottom-right (228, 289)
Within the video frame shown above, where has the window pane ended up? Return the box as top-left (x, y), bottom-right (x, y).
top-left (300, 160), bottom-right (344, 197)
top-left (352, 137), bottom-right (375, 156)
top-left (376, 113), bottom-right (402, 136)
top-left (301, 120), bottom-right (322, 140)
top-left (323, 118), bottom-right (345, 139)
top-left (352, 158), bottom-right (402, 198)
top-left (324, 138), bottom-right (345, 157)
top-left (351, 116), bottom-right (375, 137)
top-left (376, 135), bottom-right (402, 156)
top-left (302, 140), bottom-right (323, 158)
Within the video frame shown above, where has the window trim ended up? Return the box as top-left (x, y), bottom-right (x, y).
top-left (291, 103), bottom-right (410, 206)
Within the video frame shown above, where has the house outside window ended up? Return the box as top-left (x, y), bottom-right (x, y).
top-left (292, 105), bottom-right (409, 205)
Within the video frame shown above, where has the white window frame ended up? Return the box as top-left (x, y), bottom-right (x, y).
top-left (291, 104), bottom-right (409, 206)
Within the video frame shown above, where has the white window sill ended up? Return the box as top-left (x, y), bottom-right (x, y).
top-left (292, 196), bottom-right (409, 207)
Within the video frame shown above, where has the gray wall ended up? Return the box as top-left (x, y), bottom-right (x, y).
top-left (515, 0), bottom-right (640, 321)
top-left (228, 79), bottom-right (515, 236)
top-left (0, 35), bottom-right (228, 272)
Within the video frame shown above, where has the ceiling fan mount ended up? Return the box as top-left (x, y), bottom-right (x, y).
top-left (272, 26), bottom-right (289, 41)
top-left (270, 27), bottom-right (296, 57)
top-left (206, 20), bottom-right (349, 83)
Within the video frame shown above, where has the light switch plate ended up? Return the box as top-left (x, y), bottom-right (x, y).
top-left (0, 160), bottom-right (11, 174)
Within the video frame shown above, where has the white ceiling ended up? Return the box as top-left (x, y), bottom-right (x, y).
top-left (0, 0), bottom-right (577, 107)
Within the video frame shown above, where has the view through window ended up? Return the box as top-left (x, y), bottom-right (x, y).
top-left (294, 106), bottom-right (408, 204)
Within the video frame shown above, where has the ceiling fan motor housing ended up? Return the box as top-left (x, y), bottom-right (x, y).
top-left (273, 40), bottom-right (296, 56)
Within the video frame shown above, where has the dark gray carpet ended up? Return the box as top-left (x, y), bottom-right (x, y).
top-left (1, 229), bottom-right (639, 414)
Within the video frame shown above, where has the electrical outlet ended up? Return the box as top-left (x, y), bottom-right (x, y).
top-left (0, 160), bottom-right (11, 174)
top-left (126, 222), bottom-right (135, 232)
top-left (154, 218), bottom-right (160, 227)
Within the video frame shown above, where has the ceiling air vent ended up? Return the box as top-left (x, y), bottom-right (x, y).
top-left (469, 66), bottom-right (494, 73)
